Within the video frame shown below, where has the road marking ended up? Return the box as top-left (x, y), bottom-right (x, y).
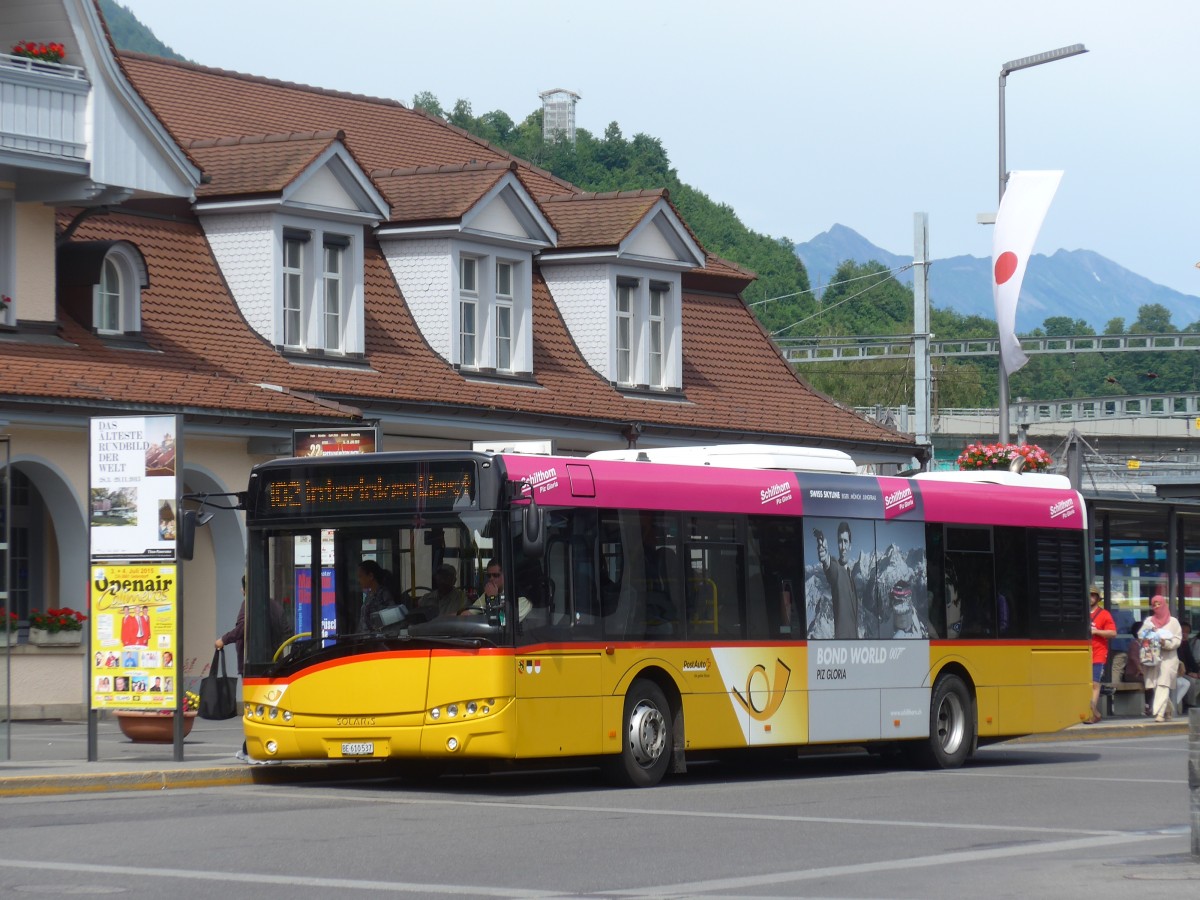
top-left (600, 831), bottom-right (1170, 897)
top-left (258, 787), bottom-right (1127, 837)
top-left (0, 859), bottom-right (563, 897)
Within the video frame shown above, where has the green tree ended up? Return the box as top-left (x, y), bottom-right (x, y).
top-left (411, 91), bottom-right (444, 118)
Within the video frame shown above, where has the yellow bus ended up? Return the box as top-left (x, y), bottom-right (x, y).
top-left (239, 446), bottom-right (1089, 786)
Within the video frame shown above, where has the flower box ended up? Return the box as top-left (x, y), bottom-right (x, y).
top-left (29, 628), bottom-right (82, 647)
top-left (116, 710), bottom-right (197, 743)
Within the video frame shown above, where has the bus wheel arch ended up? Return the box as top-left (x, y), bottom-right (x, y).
top-left (912, 666), bottom-right (976, 769)
top-left (606, 669), bottom-right (683, 787)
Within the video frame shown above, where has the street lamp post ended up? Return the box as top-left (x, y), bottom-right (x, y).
top-left (996, 43), bottom-right (1087, 441)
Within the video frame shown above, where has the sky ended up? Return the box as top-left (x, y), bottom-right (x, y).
top-left (114, 0), bottom-right (1200, 299)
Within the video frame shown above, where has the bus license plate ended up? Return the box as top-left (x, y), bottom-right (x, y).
top-left (341, 741), bottom-right (374, 757)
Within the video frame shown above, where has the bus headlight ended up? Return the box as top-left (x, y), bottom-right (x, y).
top-left (430, 707), bottom-right (441, 720)
top-left (268, 707), bottom-right (278, 720)
top-left (466, 701), bottom-right (477, 715)
top-left (282, 710), bottom-right (293, 722)
top-left (447, 704), bottom-right (459, 718)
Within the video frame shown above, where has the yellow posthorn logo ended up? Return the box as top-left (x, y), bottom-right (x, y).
top-left (731, 658), bottom-right (791, 721)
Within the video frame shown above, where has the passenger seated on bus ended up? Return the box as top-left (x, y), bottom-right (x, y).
top-left (357, 560), bottom-right (401, 631)
top-left (418, 564), bottom-right (468, 618)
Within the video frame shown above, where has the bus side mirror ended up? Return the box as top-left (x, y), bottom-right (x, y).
top-left (522, 492), bottom-right (544, 560)
top-left (177, 508), bottom-right (213, 561)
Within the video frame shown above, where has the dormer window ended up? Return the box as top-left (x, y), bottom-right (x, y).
top-left (191, 133), bottom-right (388, 363)
top-left (610, 275), bottom-right (675, 389)
top-left (92, 243), bottom-right (144, 336)
top-left (274, 225), bottom-right (359, 356)
top-left (449, 247), bottom-right (529, 373)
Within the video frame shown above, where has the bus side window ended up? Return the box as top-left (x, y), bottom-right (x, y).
top-left (993, 527), bottom-right (1028, 637)
top-left (748, 517), bottom-right (805, 640)
top-left (945, 526), bottom-right (996, 639)
top-left (926, 524), bottom-right (946, 639)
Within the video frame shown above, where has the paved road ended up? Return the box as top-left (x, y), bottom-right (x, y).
top-left (0, 727), bottom-right (1196, 898)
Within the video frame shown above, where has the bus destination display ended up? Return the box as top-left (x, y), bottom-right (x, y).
top-left (254, 462), bottom-right (476, 518)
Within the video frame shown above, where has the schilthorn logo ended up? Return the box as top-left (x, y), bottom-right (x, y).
top-left (1049, 498), bottom-right (1076, 520)
top-left (528, 468), bottom-right (559, 492)
top-left (883, 486), bottom-right (914, 512)
top-left (760, 482), bottom-right (793, 506)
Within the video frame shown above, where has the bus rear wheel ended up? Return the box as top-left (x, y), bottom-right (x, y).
top-left (606, 680), bottom-right (672, 788)
top-left (912, 674), bottom-right (974, 769)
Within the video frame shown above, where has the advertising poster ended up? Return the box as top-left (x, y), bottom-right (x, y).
top-left (293, 427), bottom-right (378, 457)
top-left (89, 564), bottom-right (178, 711)
top-left (89, 416), bottom-right (178, 561)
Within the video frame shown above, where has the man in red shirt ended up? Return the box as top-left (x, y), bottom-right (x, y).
top-left (1088, 589), bottom-right (1117, 723)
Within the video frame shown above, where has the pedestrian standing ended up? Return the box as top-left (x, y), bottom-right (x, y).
top-left (1086, 589), bottom-right (1115, 723)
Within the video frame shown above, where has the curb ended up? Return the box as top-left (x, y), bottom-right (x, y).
top-left (0, 766), bottom-right (254, 797)
top-left (1010, 720), bottom-right (1189, 744)
top-left (0, 758), bottom-right (398, 797)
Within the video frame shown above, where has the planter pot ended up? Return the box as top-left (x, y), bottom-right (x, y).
top-left (2, 631), bottom-right (16, 648)
top-left (116, 710), bottom-right (197, 743)
top-left (29, 628), bottom-right (82, 647)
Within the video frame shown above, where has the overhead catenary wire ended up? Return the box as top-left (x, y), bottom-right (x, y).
top-left (748, 261), bottom-right (916, 309)
top-left (770, 264), bottom-right (914, 338)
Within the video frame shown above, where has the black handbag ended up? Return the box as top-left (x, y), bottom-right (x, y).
top-left (198, 647), bottom-right (239, 720)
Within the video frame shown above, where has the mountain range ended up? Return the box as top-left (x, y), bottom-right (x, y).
top-left (795, 225), bottom-right (1200, 333)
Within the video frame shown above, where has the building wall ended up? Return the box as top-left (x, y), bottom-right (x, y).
top-left (542, 263), bottom-right (609, 377)
top-left (200, 213), bottom-right (276, 339)
top-left (381, 237), bottom-right (452, 359)
top-left (15, 203), bottom-right (56, 324)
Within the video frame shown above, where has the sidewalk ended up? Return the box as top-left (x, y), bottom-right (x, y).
top-left (0, 712), bottom-right (1187, 797)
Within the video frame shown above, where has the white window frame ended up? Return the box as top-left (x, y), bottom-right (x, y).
top-left (616, 280), bottom-right (635, 386)
top-left (91, 244), bottom-right (144, 336)
top-left (322, 239), bottom-right (346, 352)
top-left (282, 233), bottom-right (306, 348)
top-left (495, 260), bottom-right (514, 372)
top-left (459, 255), bottom-right (479, 367)
top-left (275, 222), bottom-right (361, 356)
top-left (451, 246), bottom-right (531, 373)
top-left (608, 270), bottom-right (681, 390)
top-left (648, 282), bottom-right (667, 388)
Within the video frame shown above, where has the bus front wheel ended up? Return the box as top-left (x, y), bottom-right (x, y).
top-left (913, 674), bottom-right (974, 769)
top-left (606, 680), bottom-right (673, 788)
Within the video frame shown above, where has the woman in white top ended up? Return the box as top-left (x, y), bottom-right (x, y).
top-left (1137, 595), bottom-right (1182, 721)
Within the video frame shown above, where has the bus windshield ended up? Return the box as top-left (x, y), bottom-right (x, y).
top-left (245, 510), bottom-right (507, 672)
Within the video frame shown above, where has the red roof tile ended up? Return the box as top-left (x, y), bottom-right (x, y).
top-left (188, 131), bottom-right (345, 199)
top-left (541, 191), bottom-right (666, 250)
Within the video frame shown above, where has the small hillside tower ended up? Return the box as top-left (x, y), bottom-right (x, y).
top-left (539, 88), bottom-right (580, 144)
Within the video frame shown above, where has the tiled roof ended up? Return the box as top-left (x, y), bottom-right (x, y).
top-left (540, 190), bottom-right (666, 250)
top-left (118, 53), bottom-right (572, 201)
top-left (187, 131), bottom-right (346, 198)
top-left (372, 162), bottom-right (515, 224)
